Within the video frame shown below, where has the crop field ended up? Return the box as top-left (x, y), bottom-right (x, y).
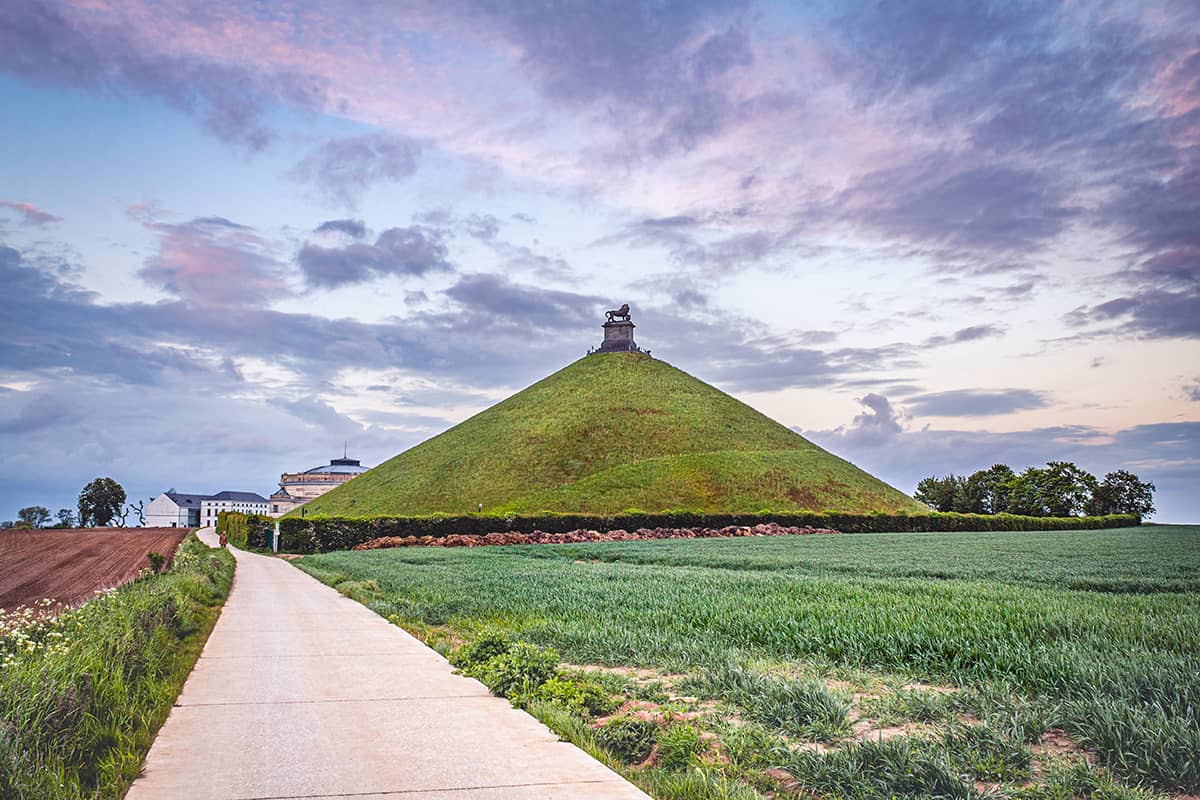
top-left (298, 525), bottom-right (1200, 800)
top-left (0, 528), bottom-right (187, 610)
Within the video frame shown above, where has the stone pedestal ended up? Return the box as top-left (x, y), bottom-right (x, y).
top-left (598, 320), bottom-right (638, 353)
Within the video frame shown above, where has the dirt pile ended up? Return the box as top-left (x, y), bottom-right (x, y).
top-left (352, 522), bottom-right (838, 550)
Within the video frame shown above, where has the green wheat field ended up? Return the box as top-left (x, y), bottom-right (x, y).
top-left (298, 525), bottom-right (1200, 800)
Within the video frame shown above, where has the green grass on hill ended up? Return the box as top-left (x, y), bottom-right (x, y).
top-left (301, 353), bottom-right (921, 516)
top-left (297, 526), bottom-right (1200, 799)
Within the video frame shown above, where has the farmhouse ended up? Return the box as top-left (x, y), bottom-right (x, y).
top-left (269, 452), bottom-right (370, 516)
top-left (145, 491), bottom-right (207, 528)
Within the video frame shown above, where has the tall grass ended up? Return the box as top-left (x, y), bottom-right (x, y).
top-left (298, 526), bottom-right (1200, 796)
top-left (686, 663), bottom-right (851, 741)
top-left (0, 535), bottom-right (234, 799)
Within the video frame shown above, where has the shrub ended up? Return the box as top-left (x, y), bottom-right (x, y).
top-left (595, 716), bottom-right (657, 764)
top-left (145, 551), bottom-right (166, 573)
top-left (449, 629), bottom-right (512, 670)
top-left (534, 676), bottom-right (618, 717)
top-left (461, 641), bottom-right (559, 699)
top-left (656, 723), bottom-right (704, 770)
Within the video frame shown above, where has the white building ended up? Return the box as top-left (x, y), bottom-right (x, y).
top-left (145, 491), bottom-right (206, 528)
top-left (200, 491), bottom-right (270, 526)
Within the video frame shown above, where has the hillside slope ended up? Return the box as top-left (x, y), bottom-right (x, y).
top-left (300, 353), bottom-right (922, 516)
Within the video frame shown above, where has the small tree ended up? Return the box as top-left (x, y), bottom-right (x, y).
top-left (17, 506), bottom-right (51, 528)
top-left (1088, 470), bottom-right (1155, 519)
top-left (78, 477), bottom-right (126, 527)
top-left (914, 475), bottom-right (962, 512)
top-left (54, 508), bottom-right (76, 528)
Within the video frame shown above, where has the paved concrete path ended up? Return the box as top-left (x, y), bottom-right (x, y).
top-left (127, 529), bottom-right (649, 800)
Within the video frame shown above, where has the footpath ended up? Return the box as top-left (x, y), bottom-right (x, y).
top-left (126, 528), bottom-right (649, 800)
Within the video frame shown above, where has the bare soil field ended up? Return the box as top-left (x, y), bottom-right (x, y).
top-left (0, 528), bottom-right (188, 609)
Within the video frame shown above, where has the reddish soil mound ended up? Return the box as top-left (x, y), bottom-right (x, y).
top-left (0, 528), bottom-right (188, 609)
top-left (352, 523), bottom-right (838, 551)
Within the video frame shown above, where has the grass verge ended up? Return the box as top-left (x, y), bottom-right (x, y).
top-left (0, 534), bottom-right (235, 799)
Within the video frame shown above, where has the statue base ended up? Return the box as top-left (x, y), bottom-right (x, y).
top-left (598, 320), bottom-right (638, 353)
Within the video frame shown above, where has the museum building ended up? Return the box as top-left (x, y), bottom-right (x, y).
top-left (268, 452), bottom-right (370, 516)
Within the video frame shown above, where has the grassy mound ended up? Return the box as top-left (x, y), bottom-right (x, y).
top-left (301, 353), bottom-right (922, 516)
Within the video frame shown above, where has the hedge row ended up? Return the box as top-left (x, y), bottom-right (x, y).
top-left (217, 510), bottom-right (1139, 554)
top-left (215, 511), bottom-right (274, 550)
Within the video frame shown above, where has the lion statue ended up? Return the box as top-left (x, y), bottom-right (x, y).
top-left (605, 303), bottom-right (631, 322)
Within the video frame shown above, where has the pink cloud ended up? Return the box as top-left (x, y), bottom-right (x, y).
top-left (0, 200), bottom-right (62, 226)
top-left (136, 212), bottom-right (288, 306)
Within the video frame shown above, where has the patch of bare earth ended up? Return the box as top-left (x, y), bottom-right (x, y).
top-left (901, 681), bottom-right (960, 694)
top-left (1024, 728), bottom-right (1096, 782)
top-left (850, 720), bottom-right (931, 742)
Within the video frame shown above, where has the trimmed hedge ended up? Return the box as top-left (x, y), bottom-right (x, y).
top-left (215, 511), bottom-right (274, 550)
top-left (219, 510), bottom-right (1140, 554)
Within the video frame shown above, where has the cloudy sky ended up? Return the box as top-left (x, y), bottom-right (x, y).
top-left (1, 0), bottom-right (1198, 522)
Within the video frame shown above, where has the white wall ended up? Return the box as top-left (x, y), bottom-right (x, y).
top-left (145, 493), bottom-right (186, 528)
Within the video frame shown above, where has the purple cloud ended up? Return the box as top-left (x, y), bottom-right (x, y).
top-left (291, 133), bottom-right (423, 207)
top-left (839, 157), bottom-right (1078, 254)
top-left (0, 1), bottom-right (326, 150)
top-left (905, 389), bottom-right (1050, 418)
top-left (297, 225), bottom-right (452, 288)
top-left (922, 325), bottom-right (1006, 348)
top-left (314, 219), bottom-right (368, 239)
top-left (468, 0), bottom-right (760, 153)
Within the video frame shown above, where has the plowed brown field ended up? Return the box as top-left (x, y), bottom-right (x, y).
top-left (0, 528), bottom-right (188, 609)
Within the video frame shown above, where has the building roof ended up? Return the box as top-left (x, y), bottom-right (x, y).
top-left (302, 455), bottom-right (369, 475)
top-left (206, 491), bottom-right (269, 503)
top-left (164, 491), bottom-right (208, 507)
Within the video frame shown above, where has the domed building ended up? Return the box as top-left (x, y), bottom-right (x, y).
top-left (268, 451), bottom-right (370, 516)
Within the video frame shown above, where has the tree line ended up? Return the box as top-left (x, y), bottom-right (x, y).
top-left (914, 462), bottom-right (1155, 518)
top-left (1, 477), bottom-right (144, 530)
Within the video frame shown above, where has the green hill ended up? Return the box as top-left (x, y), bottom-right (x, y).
top-left (299, 353), bottom-right (922, 516)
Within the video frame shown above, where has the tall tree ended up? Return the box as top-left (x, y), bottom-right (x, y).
top-left (1041, 461), bottom-right (1098, 516)
top-left (55, 508), bottom-right (76, 528)
top-left (1088, 470), bottom-right (1155, 519)
top-left (17, 506), bottom-right (51, 528)
top-left (952, 464), bottom-right (1016, 514)
top-left (78, 477), bottom-right (126, 527)
top-left (914, 475), bottom-right (962, 512)
top-left (1007, 462), bottom-right (1097, 517)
